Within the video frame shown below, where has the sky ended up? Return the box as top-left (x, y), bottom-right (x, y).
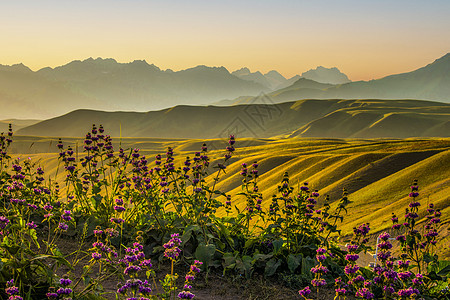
top-left (1, 0), bottom-right (449, 81)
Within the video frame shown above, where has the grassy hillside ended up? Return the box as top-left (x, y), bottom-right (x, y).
top-left (10, 135), bottom-right (450, 257)
top-left (16, 99), bottom-right (450, 139)
top-left (0, 119), bottom-right (40, 132)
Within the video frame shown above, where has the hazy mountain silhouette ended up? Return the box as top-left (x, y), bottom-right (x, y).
top-left (2, 53), bottom-right (450, 120)
top-left (0, 62), bottom-right (102, 120)
top-left (219, 53), bottom-right (450, 105)
top-left (301, 66), bottom-right (351, 84)
top-left (232, 68), bottom-right (301, 90)
top-left (0, 58), bottom-right (267, 119)
top-left (17, 99), bottom-right (450, 139)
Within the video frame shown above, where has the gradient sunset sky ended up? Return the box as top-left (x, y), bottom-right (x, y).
top-left (1, 0), bottom-right (449, 81)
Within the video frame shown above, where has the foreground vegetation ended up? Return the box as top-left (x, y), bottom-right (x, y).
top-left (0, 125), bottom-right (449, 299)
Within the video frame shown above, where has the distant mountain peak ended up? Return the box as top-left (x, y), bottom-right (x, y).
top-left (428, 52), bottom-right (450, 67)
top-left (92, 57), bottom-right (118, 64)
top-left (132, 59), bottom-right (146, 63)
top-left (301, 66), bottom-right (351, 84)
top-left (0, 63), bottom-right (32, 73)
top-left (128, 59), bottom-right (160, 71)
top-left (232, 68), bottom-right (300, 90)
top-left (231, 67), bottom-right (251, 76)
top-left (265, 70), bottom-right (286, 80)
top-left (186, 65), bottom-right (230, 74)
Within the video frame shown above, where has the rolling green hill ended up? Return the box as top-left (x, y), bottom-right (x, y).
top-left (0, 118), bottom-right (41, 132)
top-left (16, 99), bottom-right (450, 139)
top-left (9, 136), bottom-right (450, 258)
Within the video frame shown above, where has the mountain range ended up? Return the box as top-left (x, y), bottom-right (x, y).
top-left (2, 53), bottom-right (449, 121)
top-left (301, 66), bottom-right (351, 84)
top-left (0, 58), bottom-right (353, 120)
top-left (231, 68), bottom-right (301, 90)
top-left (0, 58), bottom-right (269, 119)
top-left (16, 99), bottom-right (450, 139)
top-left (230, 66), bottom-right (351, 90)
top-left (216, 53), bottom-right (450, 106)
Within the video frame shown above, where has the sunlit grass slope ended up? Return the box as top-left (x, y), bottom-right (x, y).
top-left (16, 99), bottom-right (450, 139)
top-left (10, 136), bottom-right (450, 258)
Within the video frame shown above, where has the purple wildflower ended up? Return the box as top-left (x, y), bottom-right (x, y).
top-left (344, 264), bottom-right (359, 274)
top-left (379, 232), bottom-right (390, 240)
top-left (311, 278), bottom-right (327, 287)
top-left (178, 291), bottom-right (195, 299)
top-left (298, 286), bottom-right (311, 297)
top-left (345, 254), bottom-right (359, 262)
top-left (58, 222), bottom-right (68, 231)
top-left (355, 288), bottom-right (374, 299)
top-left (59, 277), bottom-right (72, 286)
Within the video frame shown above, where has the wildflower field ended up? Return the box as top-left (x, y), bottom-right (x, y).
top-left (0, 124), bottom-right (449, 300)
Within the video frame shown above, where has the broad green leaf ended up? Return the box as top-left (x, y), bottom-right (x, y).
top-left (236, 255), bottom-right (253, 277)
top-left (301, 256), bottom-right (315, 275)
top-left (425, 271), bottom-right (442, 281)
top-left (252, 253), bottom-right (273, 269)
top-left (264, 258), bottom-right (281, 277)
top-left (222, 252), bottom-right (236, 269)
top-left (437, 264), bottom-right (450, 277)
top-left (244, 238), bottom-right (256, 249)
top-left (272, 238), bottom-right (284, 255)
top-left (194, 243), bottom-right (216, 266)
top-left (287, 254), bottom-right (301, 274)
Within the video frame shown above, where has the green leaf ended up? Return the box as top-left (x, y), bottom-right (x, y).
top-left (287, 254), bottom-right (301, 274)
top-left (423, 253), bottom-right (436, 264)
top-left (92, 184), bottom-right (101, 194)
top-left (244, 238), bottom-right (256, 249)
top-left (2, 244), bottom-right (20, 255)
top-left (90, 195), bottom-right (103, 209)
top-left (264, 258), bottom-right (281, 277)
top-left (215, 239), bottom-right (225, 250)
top-left (252, 253), bottom-right (273, 269)
top-left (194, 243), bottom-right (216, 266)
top-left (272, 238), bottom-right (284, 255)
top-left (181, 229), bottom-right (193, 247)
top-left (437, 264), bottom-right (450, 277)
top-left (222, 252), bottom-right (236, 269)
top-left (83, 275), bottom-right (91, 286)
top-left (214, 221), bottom-right (234, 248)
top-left (406, 235), bottom-right (415, 248)
top-left (301, 256), bottom-right (315, 275)
top-left (236, 255), bottom-right (253, 277)
top-left (81, 294), bottom-right (109, 300)
top-left (425, 271), bottom-right (442, 281)
top-left (213, 190), bottom-right (226, 196)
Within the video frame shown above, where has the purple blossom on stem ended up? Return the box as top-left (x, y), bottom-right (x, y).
top-left (178, 291), bottom-right (195, 299)
top-left (58, 222), bottom-right (68, 231)
top-left (344, 264), bottom-right (359, 275)
top-left (298, 286), bottom-right (311, 297)
top-left (355, 288), bottom-right (374, 299)
top-left (311, 278), bottom-right (326, 287)
top-left (164, 233), bottom-right (182, 260)
top-left (345, 254), bottom-right (359, 262)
